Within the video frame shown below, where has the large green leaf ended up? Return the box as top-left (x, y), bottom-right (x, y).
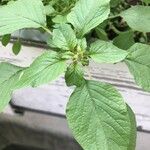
top-left (66, 80), bottom-right (136, 150)
top-left (89, 40), bottom-right (128, 63)
top-left (67, 0), bottom-right (110, 37)
top-left (65, 63), bottom-right (84, 87)
top-left (16, 51), bottom-right (67, 88)
top-left (50, 24), bottom-right (77, 51)
top-left (121, 6), bottom-right (150, 32)
top-left (0, 63), bottom-right (23, 112)
top-left (125, 43), bottom-right (150, 91)
top-left (0, 0), bottom-right (46, 35)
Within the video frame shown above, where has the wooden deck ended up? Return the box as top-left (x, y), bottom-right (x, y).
top-left (1, 43), bottom-right (150, 131)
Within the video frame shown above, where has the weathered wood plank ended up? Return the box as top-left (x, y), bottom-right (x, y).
top-left (0, 43), bottom-right (150, 131)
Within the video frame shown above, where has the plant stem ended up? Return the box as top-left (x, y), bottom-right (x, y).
top-left (108, 14), bottom-right (120, 20)
top-left (42, 26), bottom-right (52, 35)
top-left (109, 23), bottom-right (121, 34)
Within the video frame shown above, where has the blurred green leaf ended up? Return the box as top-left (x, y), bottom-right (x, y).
top-left (52, 15), bottom-right (67, 23)
top-left (113, 31), bottom-right (135, 50)
top-left (125, 43), bottom-right (150, 91)
top-left (95, 28), bottom-right (108, 41)
top-left (121, 6), bottom-right (150, 32)
top-left (12, 40), bottom-right (21, 55)
top-left (45, 4), bottom-right (55, 15)
top-left (1, 34), bottom-right (11, 46)
top-left (110, 0), bottom-right (121, 8)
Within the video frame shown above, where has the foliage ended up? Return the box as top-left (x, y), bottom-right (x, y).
top-left (0, 0), bottom-right (150, 149)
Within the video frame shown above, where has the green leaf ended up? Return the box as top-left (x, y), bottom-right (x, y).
top-left (52, 15), bottom-right (67, 24)
top-left (65, 63), bottom-right (84, 87)
top-left (113, 31), bottom-right (135, 50)
top-left (110, 0), bottom-right (121, 8)
top-left (67, 0), bottom-right (110, 37)
top-left (1, 34), bottom-right (11, 46)
top-left (121, 6), bottom-right (150, 32)
top-left (77, 38), bottom-right (87, 51)
top-left (50, 24), bottom-right (77, 50)
top-left (0, 0), bottom-right (46, 35)
top-left (60, 51), bottom-right (74, 60)
top-left (45, 4), bottom-right (55, 16)
top-left (12, 40), bottom-right (21, 55)
top-left (95, 27), bottom-right (108, 41)
top-left (89, 40), bottom-right (128, 63)
top-left (47, 35), bottom-right (57, 48)
top-left (16, 51), bottom-right (67, 88)
top-left (98, 20), bottom-right (109, 29)
top-left (125, 43), bottom-right (150, 91)
top-left (143, 0), bottom-right (150, 4)
top-left (127, 105), bottom-right (137, 150)
top-left (66, 80), bottom-right (136, 150)
top-left (0, 62), bottom-right (24, 112)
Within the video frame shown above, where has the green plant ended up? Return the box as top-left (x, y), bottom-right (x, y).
top-left (0, 0), bottom-right (150, 149)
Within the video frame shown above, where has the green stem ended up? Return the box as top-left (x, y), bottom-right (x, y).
top-left (42, 26), bottom-right (52, 35)
top-left (109, 23), bottom-right (121, 34)
top-left (108, 14), bottom-right (120, 20)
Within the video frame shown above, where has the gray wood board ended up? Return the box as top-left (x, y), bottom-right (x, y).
top-left (0, 43), bottom-right (150, 131)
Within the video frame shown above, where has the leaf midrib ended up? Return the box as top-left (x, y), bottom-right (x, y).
top-left (85, 82), bottom-right (127, 149)
top-left (85, 82), bottom-right (109, 150)
top-left (21, 60), bottom-right (65, 84)
top-left (0, 69), bottom-right (23, 88)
